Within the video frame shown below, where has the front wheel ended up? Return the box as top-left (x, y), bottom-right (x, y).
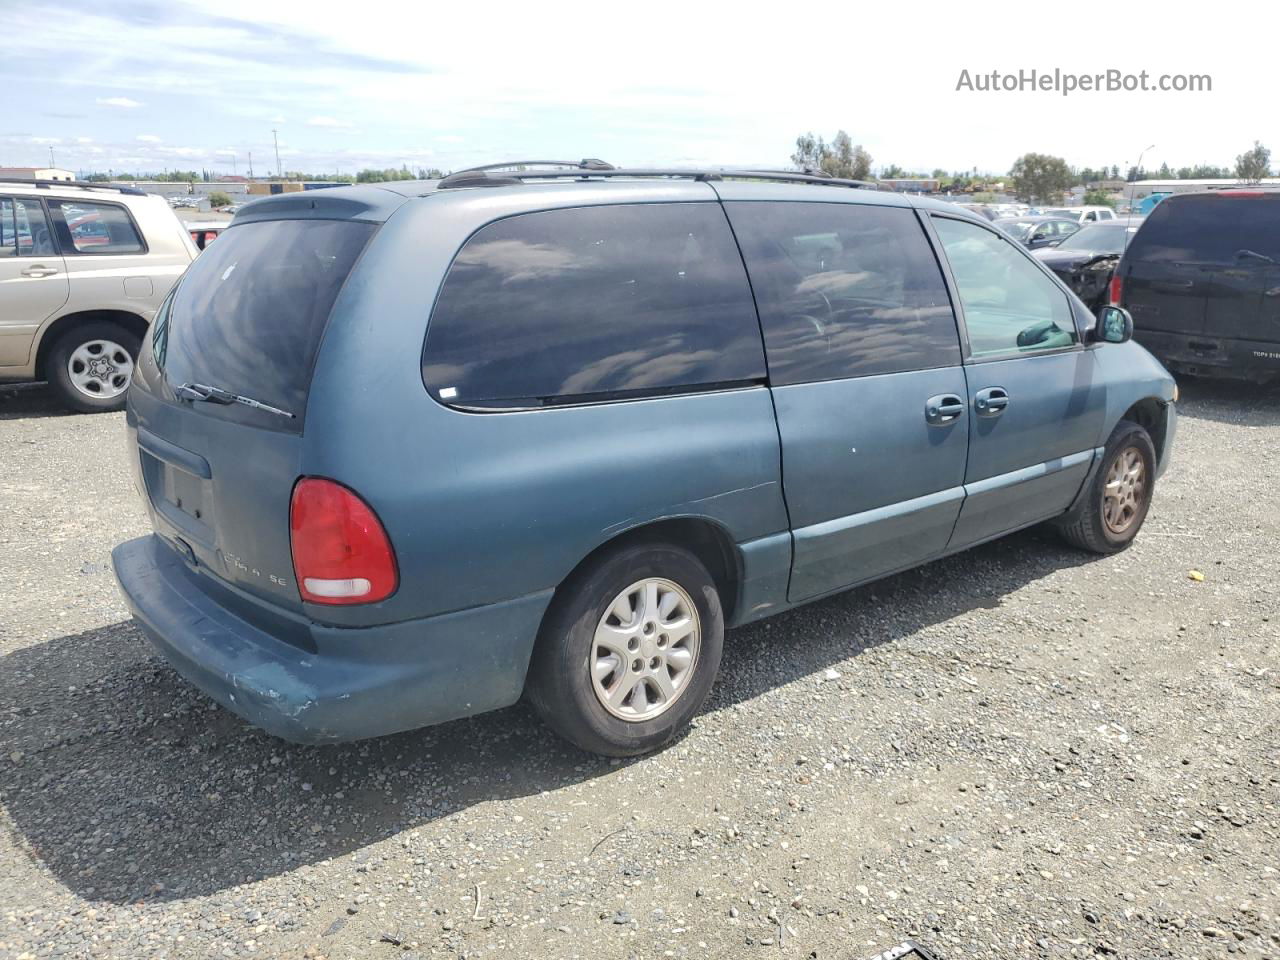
top-left (46, 322), bottom-right (141, 413)
top-left (1056, 419), bottom-right (1157, 554)
top-left (526, 543), bottom-right (724, 757)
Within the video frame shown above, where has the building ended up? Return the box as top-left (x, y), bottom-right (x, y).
top-left (1125, 178), bottom-right (1280, 199)
top-left (0, 166), bottom-right (75, 182)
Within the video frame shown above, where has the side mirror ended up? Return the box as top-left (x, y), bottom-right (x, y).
top-left (1095, 305), bottom-right (1134, 344)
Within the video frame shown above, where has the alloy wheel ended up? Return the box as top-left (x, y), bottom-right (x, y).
top-left (1103, 445), bottom-right (1146, 535)
top-left (590, 578), bottom-right (701, 722)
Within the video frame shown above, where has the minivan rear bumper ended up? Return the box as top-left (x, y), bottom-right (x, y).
top-left (1135, 330), bottom-right (1280, 383)
top-left (112, 534), bottom-right (551, 744)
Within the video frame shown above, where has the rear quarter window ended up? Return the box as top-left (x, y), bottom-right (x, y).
top-left (422, 203), bottom-right (765, 408)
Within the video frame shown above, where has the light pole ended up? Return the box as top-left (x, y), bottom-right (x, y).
top-left (273, 129), bottom-right (282, 180)
top-left (1128, 143), bottom-right (1155, 213)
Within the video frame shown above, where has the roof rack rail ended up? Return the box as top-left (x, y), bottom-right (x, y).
top-left (436, 165), bottom-right (878, 191)
top-left (438, 159), bottom-right (615, 189)
top-left (0, 177), bottom-right (147, 196)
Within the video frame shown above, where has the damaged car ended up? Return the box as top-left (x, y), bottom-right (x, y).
top-left (1034, 218), bottom-right (1144, 311)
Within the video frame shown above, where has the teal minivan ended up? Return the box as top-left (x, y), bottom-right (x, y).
top-left (112, 162), bottom-right (1177, 756)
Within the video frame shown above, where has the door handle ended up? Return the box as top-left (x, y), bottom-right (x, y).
top-left (974, 386), bottom-right (1009, 417)
top-left (925, 393), bottom-right (965, 425)
top-left (20, 265), bottom-right (58, 278)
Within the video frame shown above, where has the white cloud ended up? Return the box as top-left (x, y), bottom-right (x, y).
top-left (435, 134), bottom-right (465, 144)
top-left (96, 96), bottom-right (142, 108)
top-left (306, 116), bottom-right (351, 128)
top-left (270, 115), bottom-right (287, 124)
top-left (76, 137), bottom-right (94, 144)
top-left (136, 134), bottom-right (162, 143)
top-left (30, 136), bottom-right (61, 145)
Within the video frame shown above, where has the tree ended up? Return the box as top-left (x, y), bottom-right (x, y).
top-left (791, 132), bottom-right (825, 171)
top-left (880, 163), bottom-right (906, 179)
top-left (1235, 141), bottom-right (1271, 182)
top-left (790, 130), bottom-right (872, 180)
top-left (207, 191), bottom-right (233, 208)
top-left (1009, 152), bottom-right (1073, 204)
top-left (1083, 189), bottom-right (1116, 208)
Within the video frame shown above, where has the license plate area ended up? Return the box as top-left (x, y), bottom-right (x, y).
top-left (140, 450), bottom-right (215, 545)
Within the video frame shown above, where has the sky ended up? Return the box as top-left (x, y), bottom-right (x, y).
top-left (1, 0), bottom-right (1275, 179)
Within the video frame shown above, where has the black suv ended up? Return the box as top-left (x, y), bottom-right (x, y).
top-left (1114, 190), bottom-right (1280, 382)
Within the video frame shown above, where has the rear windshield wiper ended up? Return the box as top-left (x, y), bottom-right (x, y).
top-left (175, 382), bottom-right (295, 419)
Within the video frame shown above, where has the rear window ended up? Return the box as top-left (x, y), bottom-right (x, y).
top-left (1126, 193), bottom-right (1280, 263)
top-left (422, 203), bottom-right (765, 408)
top-left (156, 219), bottom-right (374, 428)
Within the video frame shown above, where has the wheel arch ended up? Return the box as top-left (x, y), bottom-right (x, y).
top-left (1118, 396), bottom-right (1169, 463)
top-left (550, 516), bottom-right (743, 628)
top-left (35, 309), bottom-right (148, 380)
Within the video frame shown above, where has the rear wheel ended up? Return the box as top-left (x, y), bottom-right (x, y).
top-left (1056, 419), bottom-right (1157, 554)
top-left (47, 321), bottom-right (140, 413)
top-left (526, 543), bottom-right (724, 757)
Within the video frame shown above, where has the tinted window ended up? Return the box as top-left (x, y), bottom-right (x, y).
top-left (47, 199), bottom-right (144, 254)
top-left (1126, 193), bottom-right (1280, 263)
top-left (932, 216), bottom-right (1077, 358)
top-left (0, 198), bottom-right (56, 257)
top-left (423, 203), bottom-right (764, 407)
top-left (728, 202), bottom-right (960, 384)
top-left (156, 219), bottom-right (374, 429)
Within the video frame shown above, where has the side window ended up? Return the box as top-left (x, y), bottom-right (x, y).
top-left (423, 203), bottom-right (765, 407)
top-left (0, 198), bottom-right (57, 257)
top-left (932, 216), bottom-right (1078, 358)
top-left (47, 199), bottom-right (144, 255)
top-left (726, 201), bottom-right (961, 384)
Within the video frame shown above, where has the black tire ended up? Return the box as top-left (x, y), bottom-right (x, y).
top-left (526, 543), bottom-right (724, 757)
top-left (1056, 419), bottom-right (1157, 554)
top-left (46, 321), bottom-right (141, 413)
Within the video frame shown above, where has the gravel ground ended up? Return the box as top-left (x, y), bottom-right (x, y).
top-left (1, 377), bottom-right (1277, 960)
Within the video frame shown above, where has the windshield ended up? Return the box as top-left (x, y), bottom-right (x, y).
top-left (1057, 223), bottom-right (1130, 253)
top-left (156, 218), bottom-right (374, 430)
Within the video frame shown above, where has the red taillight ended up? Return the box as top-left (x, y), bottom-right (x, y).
top-left (289, 478), bottom-right (398, 605)
top-left (1109, 274), bottom-right (1123, 306)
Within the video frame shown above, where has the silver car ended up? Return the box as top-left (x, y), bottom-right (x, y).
top-left (0, 178), bottom-right (196, 411)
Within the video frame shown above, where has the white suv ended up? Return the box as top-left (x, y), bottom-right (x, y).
top-left (0, 179), bottom-right (196, 411)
